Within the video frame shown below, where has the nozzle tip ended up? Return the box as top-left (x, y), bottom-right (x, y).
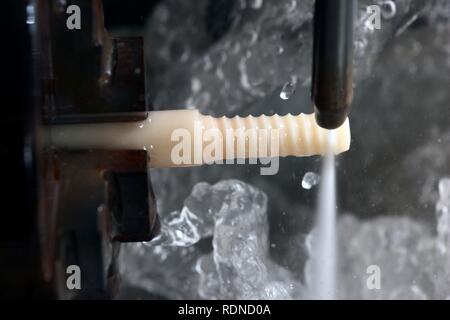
top-left (314, 107), bottom-right (348, 130)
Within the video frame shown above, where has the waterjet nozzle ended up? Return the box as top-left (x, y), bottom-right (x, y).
top-left (312, 0), bottom-right (356, 129)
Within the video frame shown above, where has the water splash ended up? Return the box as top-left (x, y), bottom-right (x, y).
top-left (122, 180), bottom-right (300, 299)
top-left (121, 175), bottom-right (450, 299)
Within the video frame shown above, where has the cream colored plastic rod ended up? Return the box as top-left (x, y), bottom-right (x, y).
top-left (49, 109), bottom-right (351, 168)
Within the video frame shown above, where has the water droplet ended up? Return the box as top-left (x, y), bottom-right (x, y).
top-left (232, 42), bottom-right (241, 54)
top-left (191, 78), bottom-right (201, 93)
top-left (355, 38), bottom-right (368, 56)
top-left (280, 80), bottom-right (296, 100)
top-left (203, 56), bottom-right (213, 71)
top-left (243, 30), bottom-right (258, 45)
top-left (138, 124), bottom-right (144, 129)
top-left (301, 172), bottom-right (320, 190)
top-left (381, 1), bottom-right (396, 19)
top-left (26, 4), bottom-right (35, 25)
top-left (180, 48), bottom-right (190, 62)
top-left (276, 46), bottom-right (284, 55)
top-left (438, 178), bottom-right (450, 202)
top-left (285, 0), bottom-right (297, 12)
top-left (250, 0), bottom-right (263, 10)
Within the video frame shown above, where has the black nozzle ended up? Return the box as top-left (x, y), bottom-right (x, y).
top-left (311, 0), bottom-right (356, 129)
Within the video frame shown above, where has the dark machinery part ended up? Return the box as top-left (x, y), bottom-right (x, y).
top-left (0, 0), bottom-right (160, 299)
top-left (39, 0), bottom-right (148, 123)
top-left (0, 0), bottom-right (40, 299)
top-left (102, 0), bottom-right (161, 30)
top-left (312, 0), bottom-right (356, 129)
top-left (50, 150), bottom-right (159, 299)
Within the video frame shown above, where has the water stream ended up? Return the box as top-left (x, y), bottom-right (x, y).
top-left (307, 134), bottom-right (337, 299)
